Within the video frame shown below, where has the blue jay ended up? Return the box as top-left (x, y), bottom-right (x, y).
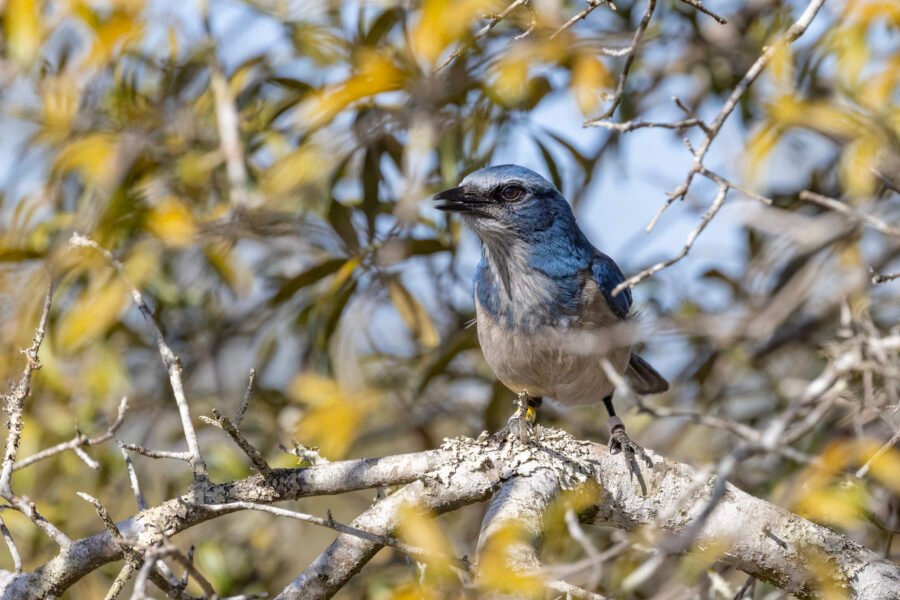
top-left (435, 165), bottom-right (668, 463)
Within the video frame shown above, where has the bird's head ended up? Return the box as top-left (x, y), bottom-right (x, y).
top-left (434, 165), bottom-right (575, 243)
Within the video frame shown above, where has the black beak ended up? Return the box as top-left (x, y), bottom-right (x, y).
top-left (434, 186), bottom-right (490, 216)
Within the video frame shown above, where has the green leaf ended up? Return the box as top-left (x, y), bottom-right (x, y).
top-left (269, 258), bottom-right (347, 305)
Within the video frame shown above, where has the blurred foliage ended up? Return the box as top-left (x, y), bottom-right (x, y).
top-left (0, 0), bottom-right (898, 598)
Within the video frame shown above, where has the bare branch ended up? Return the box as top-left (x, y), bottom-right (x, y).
top-left (798, 190), bottom-right (900, 239)
top-left (235, 369), bottom-right (256, 427)
top-left (0, 516), bottom-right (21, 574)
top-left (587, 0), bottom-right (657, 122)
top-left (613, 184), bottom-right (728, 295)
top-left (119, 443), bottom-right (148, 512)
top-left (676, 0), bottom-right (727, 24)
top-left (586, 117), bottom-right (701, 133)
top-left (14, 396), bottom-right (128, 471)
top-left (200, 408), bottom-right (272, 476)
top-left (1, 286), bottom-right (53, 494)
top-left (871, 269), bottom-right (900, 284)
top-left (550, 0), bottom-right (616, 40)
top-left (650, 0), bottom-right (826, 231)
top-left (120, 444), bottom-right (192, 462)
top-left (436, 0), bottom-right (531, 72)
top-left (69, 233), bottom-right (209, 484)
top-left (200, 501), bottom-right (458, 566)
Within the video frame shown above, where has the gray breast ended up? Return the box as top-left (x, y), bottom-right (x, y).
top-left (475, 296), bottom-right (631, 406)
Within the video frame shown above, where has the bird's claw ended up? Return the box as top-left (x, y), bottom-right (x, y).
top-left (609, 427), bottom-right (653, 468)
top-left (494, 392), bottom-right (541, 444)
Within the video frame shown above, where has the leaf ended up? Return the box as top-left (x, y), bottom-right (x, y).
top-left (388, 280), bottom-right (440, 348)
top-left (769, 42), bottom-right (794, 89)
top-left (145, 197), bottom-right (197, 247)
top-left (571, 54), bottom-right (612, 115)
top-left (840, 134), bottom-right (882, 198)
top-left (290, 373), bottom-right (373, 459)
top-left (58, 247), bottom-right (157, 352)
top-left (53, 134), bottom-right (120, 187)
top-left (396, 503), bottom-right (454, 581)
top-left (261, 145), bottom-right (328, 197)
top-left (269, 257), bottom-right (348, 305)
top-left (534, 139), bottom-right (564, 192)
top-left (477, 521), bottom-right (543, 597)
top-left (4, 0), bottom-right (42, 66)
top-left (491, 55), bottom-right (530, 106)
top-left (744, 122), bottom-right (783, 180)
top-left (301, 51), bottom-right (406, 127)
top-left (411, 0), bottom-right (497, 65)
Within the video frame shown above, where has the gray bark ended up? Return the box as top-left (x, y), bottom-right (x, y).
top-left (0, 430), bottom-right (896, 599)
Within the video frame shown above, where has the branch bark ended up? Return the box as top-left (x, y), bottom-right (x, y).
top-left (0, 430), bottom-right (896, 599)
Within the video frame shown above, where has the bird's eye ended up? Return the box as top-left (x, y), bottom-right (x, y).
top-left (501, 185), bottom-right (524, 201)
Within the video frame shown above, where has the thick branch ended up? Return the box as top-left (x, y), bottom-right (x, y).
top-left (0, 431), bottom-right (896, 599)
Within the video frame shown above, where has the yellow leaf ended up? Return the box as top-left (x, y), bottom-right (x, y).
top-left (491, 55), bottom-right (530, 106)
top-left (857, 441), bottom-right (900, 495)
top-left (849, 0), bottom-right (900, 27)
top-left (290, 374), bottom-right (373, 459)
top-left (4, 0), bottom-right (42, 66)
top-left (396, 503), bottom-right (454, 581)
top-left (571, 54), bottom-right (612, 115)
top-left (477, 521), bottom-right (543, 597)
top-left (301, 52), bottom-right (406, 127)
top-left (58, 246), bottom-right (157, 352)
top-left (388, 281), bottom-right (439, 348)
top-left (840, 134), bottom-right (882, 198)
top-left (795, 483), bottom-right (867, 530)
top-left (40, 75), bottom-right (80, 141)
top-left (744, 122), bottom-right (783, 180)
top-left (411, 0), bottom-right (498, 65)
top-left (261, 145), bottom-right (329, 196)
top-left (769, 42), bottom-right (794, 89)
top-left (53, 134), bottom-right (120, 187)
top-left (145, 197), bottom-right (197, 247)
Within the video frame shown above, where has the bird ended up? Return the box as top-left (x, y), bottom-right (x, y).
top-left (434, 164), bottom-right (668, 464)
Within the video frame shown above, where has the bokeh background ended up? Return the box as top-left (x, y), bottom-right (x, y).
top-left (0, 0), bottom-right (898, 597)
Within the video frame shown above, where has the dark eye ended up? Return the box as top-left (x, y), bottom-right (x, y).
top-left (501, 185), bottom-right (524, 201)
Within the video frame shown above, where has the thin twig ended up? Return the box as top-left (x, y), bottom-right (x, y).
top-left (120, 443), bottom-right (192, 462)
top-left (798, 190), bottom-right (900, 239)
top-left (587, 0), bottom-right (656, 122)
top-left (69, 233), bottom-right (209, 484)
top-left (0, 286), bottom-right (53, 494)
top-left (871, 270), bottom-right (900, 284)
top-left (649, 0), bottom-right (826, 231)
top-left (200, 501), bottom-right (463, 567)
top-left (586, 117), bottom-right (700, 132)
top-left (200, 408), bottom-right (272, 476)
top-left (235, 368), bottom-right (257, 427)
top-left (613, 184), bottom-right (728, 295)
top-left (676, 0), bottom-right (727, 24)
top-left (435, 0), bottom-right (531, 71)
top-left (14, 397), bottom-right (128, 471)
top-left (119, 442), bottom-right (148, 511)
top-left (550, 0), bottom-right (616, 39)
top-left (0, 515), bottom-right (22, 573)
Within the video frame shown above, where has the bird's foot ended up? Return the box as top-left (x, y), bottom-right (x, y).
top-left (496, 392), bottom-right (541, 444)
top-left (607, 417), bottom-right (653, 469)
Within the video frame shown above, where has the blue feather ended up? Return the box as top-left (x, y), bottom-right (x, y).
top-left (591, 252), bottom-right (632, 320)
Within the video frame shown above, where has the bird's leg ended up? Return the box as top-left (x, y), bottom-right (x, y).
top-left (507, 392), bottom-right (542, 444)
top-left (603, 394), bottom-right (652, 468)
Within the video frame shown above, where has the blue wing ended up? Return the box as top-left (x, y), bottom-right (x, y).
top-left (591, 252), bottom-right (631, 320)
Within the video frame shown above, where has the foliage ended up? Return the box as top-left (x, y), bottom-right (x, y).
top-left (0, 0), bottom-right (898, 597)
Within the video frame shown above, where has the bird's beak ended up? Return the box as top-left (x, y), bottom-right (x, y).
top-left (434, 187), bottom-right (493, 218)
top-left (433, 186), bottom-right (469, 212)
